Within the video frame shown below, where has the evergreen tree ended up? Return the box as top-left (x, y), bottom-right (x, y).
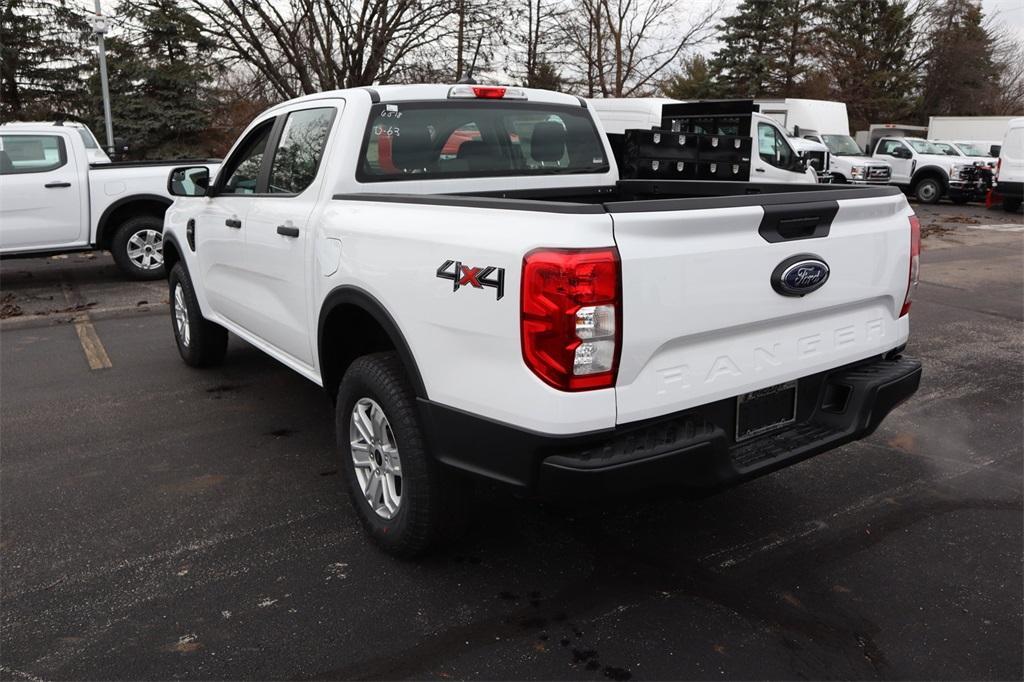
top-left (662, 54), bottom-right (718, 100)
top-left (92, 0), bottom-right (219, 158)
top-left (917, 0), bottom-right (1001, 118)
top-left (817, 0), bottom-right (919, 130)
top-left (0, 0), bottom-right (90, 120)
top-left (709, 0), bottom-right (820, 98)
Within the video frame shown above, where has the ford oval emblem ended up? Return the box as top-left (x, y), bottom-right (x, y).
top-left (771, 254), bottom-right (830, 297)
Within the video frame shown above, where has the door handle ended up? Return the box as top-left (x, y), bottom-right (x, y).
top-left (277, 225), bottom-right (300, 238)
top-left (755, 168), bottom-right (766, 173)
top-left (45, 181), bottom-right (72, 188)
top-left (225, 218), bottom-right (242, 228)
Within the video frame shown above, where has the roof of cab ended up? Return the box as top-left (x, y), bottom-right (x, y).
top-left (264, 83), bottom-right (585, 115)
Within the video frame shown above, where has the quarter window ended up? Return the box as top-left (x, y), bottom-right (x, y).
top-left (219, 120), bottom-right (274, 195)
top-left (0, 135), bottom-right (67, 174)
top-left (268, 107), bottom-right (335, 195)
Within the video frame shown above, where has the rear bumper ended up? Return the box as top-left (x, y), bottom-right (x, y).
top-left (418, 354), bottom-right (922, 497)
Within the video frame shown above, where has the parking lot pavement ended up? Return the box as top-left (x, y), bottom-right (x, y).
top-left (1, 203), bottom-right (1021, 681)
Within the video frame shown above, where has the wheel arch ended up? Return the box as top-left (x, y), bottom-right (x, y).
top-left (162, 232), bottom-right (184, 274)
top-left (318, 286), bottom-right (427, 402)
top-left (95, 194), bottom-right (172, 249)
top-left (911, 166), bottom-right (948, 190)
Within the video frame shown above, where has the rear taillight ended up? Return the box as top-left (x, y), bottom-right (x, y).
top-left (900, 215), bottom-right (921, 317)
top-left (521, 248), bottom-right (621, 391)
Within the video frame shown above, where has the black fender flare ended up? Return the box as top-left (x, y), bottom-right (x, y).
top-left (162, 232), bottom-right (185, 271)
top-left (96, 194), bottom-right (172, 247)
top-left (317, 285), bottom-right (428, 399)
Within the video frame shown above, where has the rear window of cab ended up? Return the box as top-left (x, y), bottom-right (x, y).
top-left (357, 101), bottom-right (609, 182)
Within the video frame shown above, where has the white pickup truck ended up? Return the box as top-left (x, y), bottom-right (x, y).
top-left (801, 133), bottom-right (893, 185)
top-left (870, 136), bottom-right (977, 204)
top-left (162, 84), bottom-right (922, 556)
top-left (0, 121), bottom-right (218, 279)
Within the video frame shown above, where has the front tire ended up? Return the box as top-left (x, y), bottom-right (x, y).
top-left (168, 262), bottom-right (227, 367)
top-left (337, 352), bottom-right (467, 558)
top-left (1004, 197), bottom-right (1022, 213)
top-left (111, 216), bottom-right (166, 280)
top-left (913, 177), bottom-right (943, 204)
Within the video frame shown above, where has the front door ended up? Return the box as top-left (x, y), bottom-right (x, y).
top-left (193, 119), bottom-right (275, 327)
top-left (241, 105), bottom-right (340, 366)
top-left (876, 139), bottom-right (914, 184)
top-left (0, 133), bottom-right (85, 251)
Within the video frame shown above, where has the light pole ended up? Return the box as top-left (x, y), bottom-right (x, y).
top-left (89, 0), bottom-right (115, 155)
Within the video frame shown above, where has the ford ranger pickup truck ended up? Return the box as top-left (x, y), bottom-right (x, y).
top-left (0, 120), bottom-right (218, 279)
top-left (162, 84), bottom-right (922, 557)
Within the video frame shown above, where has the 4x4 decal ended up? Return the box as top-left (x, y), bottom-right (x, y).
top-left (436, 260), bottom-right (505, 300)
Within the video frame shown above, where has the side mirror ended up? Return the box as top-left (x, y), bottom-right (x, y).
top-left (168, 166), bottom-right (211, 197)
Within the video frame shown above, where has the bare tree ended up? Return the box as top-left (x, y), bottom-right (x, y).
top-left (558, 0), bottom-right (720, 98)
top-left (987, 18), bottom-right (1024, 115)
top-left (187, 0), bottom-right (456, 99)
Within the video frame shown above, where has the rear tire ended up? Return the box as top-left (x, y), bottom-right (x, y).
top-left (111, 215), bottom-right (166, 280)
top-left (168, 262), bottom-right (227, 367)
top-left (913, 177), bottom-right (943, 204)
top-left (1004, 197), bottom-right (1022, 213)
top-left (337, 352), bottom-right (467, 558)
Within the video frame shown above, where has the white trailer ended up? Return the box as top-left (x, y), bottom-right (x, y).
top-left (927, 116), bottom-right (1017, 143)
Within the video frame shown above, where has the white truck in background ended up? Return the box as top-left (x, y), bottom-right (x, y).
top-left (927, 116), bottom-right (1016, 145)
top-left (588, 98), bottom-right (822, 184)
top-left (162, 83), bottom-right (922, 556)
top-left (0, 120), bottom-right (218, 279)
top-left (855, 124), bottom-right (928, 156)
top-left (870, 136), bottom-right (979, 204)
top-left (755, 98), bottom-right (893, 185)
top-left (995, 117), bottom-right (1024, 213)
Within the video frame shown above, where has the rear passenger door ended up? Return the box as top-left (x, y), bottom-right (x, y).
top-left (238, 103), bottom-right (340, 367)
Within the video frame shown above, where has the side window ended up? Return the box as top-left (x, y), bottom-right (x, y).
top-left (757, 123), bottom-right (794, 169)
top-left (0, 135), bottom-right (67, 174)
top-left (218, 120), bottom-right (274, 195)
top-left (879, 140), bottom-right (906, 157)
top-left (267, 108), bottom-right (335, 195)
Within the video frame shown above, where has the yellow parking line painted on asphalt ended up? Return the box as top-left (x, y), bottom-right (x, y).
top-left (72, 316), bottom-right (113, 370)
top-left (60, 275), bottom-right (113, 371)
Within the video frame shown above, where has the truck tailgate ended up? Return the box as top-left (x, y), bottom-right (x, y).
top-left (611, 192), bottom-right (913, 424)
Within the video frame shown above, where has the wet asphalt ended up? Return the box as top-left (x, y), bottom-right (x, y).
top-left (1, 202), bottom-right (1021, 680)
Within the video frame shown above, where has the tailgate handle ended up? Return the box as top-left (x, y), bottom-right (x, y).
top-left (758, 201), bottom-right (839, 243)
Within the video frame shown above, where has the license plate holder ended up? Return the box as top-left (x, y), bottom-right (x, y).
top-left (735, 381), bottom-right (798, 442)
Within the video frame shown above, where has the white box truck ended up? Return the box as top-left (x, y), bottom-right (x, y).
top-left (927, 116), bottom-right (1016, 145)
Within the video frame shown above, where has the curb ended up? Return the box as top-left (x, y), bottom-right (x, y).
top-left (0, 304), bottom-right (167, 331)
